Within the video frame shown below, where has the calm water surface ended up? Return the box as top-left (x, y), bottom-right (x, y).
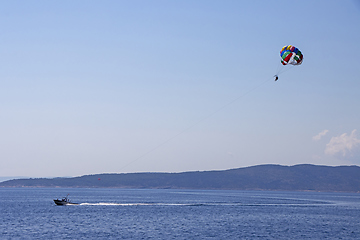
top-left (0, 188), bottom-right (359, 239)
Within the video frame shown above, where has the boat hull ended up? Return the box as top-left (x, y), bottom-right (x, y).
top-left (53, 199), bottom-right (79, 205)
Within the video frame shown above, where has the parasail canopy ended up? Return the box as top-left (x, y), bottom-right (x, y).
top-left (280, 45), bottom-right (303, 66)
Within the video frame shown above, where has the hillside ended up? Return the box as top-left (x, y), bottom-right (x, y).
top-left (1, 164), bottom-right (360, 192)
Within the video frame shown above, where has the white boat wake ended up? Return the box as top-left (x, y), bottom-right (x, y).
top-left (79, 202), bottom-right (206, 206)
top-left (74, 202), bottom-right (331, 207)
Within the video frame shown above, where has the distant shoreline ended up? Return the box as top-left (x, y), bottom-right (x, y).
top-left (1, 164), bottom-right (360, 193)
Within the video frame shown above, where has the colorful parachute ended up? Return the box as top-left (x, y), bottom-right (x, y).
top-left (280, 45), bottom-right (303, 66)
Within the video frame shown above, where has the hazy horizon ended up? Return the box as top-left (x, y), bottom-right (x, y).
top-left (2, 163), bottom-right (359, 181)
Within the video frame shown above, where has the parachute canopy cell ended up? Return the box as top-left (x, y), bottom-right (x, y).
top-left (280, 45), bottom-right (303, 66)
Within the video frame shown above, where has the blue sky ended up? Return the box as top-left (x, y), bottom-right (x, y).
top-left (1, 0), bottom-right (360, 178)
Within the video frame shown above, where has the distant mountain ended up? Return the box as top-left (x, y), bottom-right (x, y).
top-left (0, 176), bottom-right (28, 183)
top-left (1, 164), bottom-right (360, 192)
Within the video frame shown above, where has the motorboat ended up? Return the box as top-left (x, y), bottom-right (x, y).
top-left (53, 194), bottom-right (79, 205)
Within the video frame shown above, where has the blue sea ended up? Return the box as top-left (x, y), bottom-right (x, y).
top-left (1, 188), bottom-right (359, 239)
